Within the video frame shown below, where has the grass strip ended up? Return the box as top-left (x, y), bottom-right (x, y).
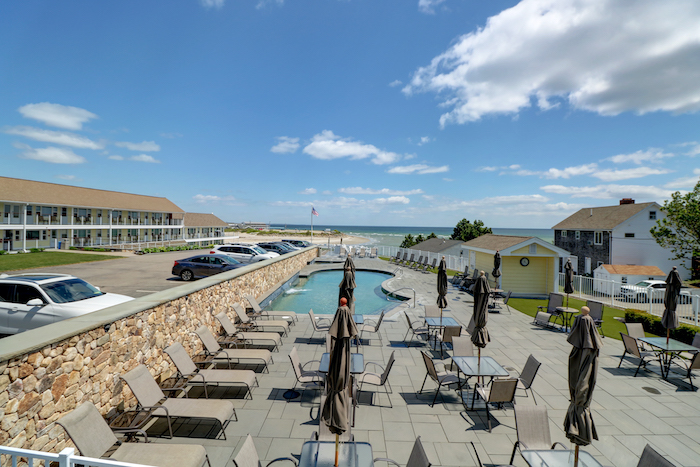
top-left (0, 251), bottom-right (124, 272)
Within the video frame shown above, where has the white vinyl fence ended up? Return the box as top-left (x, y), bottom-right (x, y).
top-left (558, 272), bottom-right (700, 326)
top-left (0, 446), bottom-right (151, 467)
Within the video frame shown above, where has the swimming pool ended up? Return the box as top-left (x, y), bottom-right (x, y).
top-left (267, 270), bottom-right (398, 315)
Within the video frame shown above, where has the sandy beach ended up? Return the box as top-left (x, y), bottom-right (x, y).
top-left (225, 230), bottom-right (370, 246)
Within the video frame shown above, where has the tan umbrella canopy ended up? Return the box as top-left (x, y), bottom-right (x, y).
top-left (564, 258), bottom-right (574, 307)
top-left (564, 306), bottom-right (603, 467)
top-left (471, 272), bottom-right (490, 350)
top-left (321, 299), bottom-right (358, 466)
top-left (338, 256), bottom-right (357, 313)
top-left (662, 266), bottom-right (682, 342)
top-left (437, 256), bottom-right (448, 310)
top-left (492, 251), bottom-right (501, 289)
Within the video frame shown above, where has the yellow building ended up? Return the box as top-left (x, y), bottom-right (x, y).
top-left (461, 234), bottom-right (570, 297)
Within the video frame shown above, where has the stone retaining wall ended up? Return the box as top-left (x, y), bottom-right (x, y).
top-left (0, 247), bottom-right (318, 458)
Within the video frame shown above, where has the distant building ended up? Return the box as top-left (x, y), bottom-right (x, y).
top-left (593, 264), bottom-right (666, 296)
top-left (183, 213), bottom-right (228, 241)
top-left (231, 222), bottom-right (269, 230)
top-left (551, 198), bottom-right (689, 279)
top-left (410, 238), bottom-right (464, 257)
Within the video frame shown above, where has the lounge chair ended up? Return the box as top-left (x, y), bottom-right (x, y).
top-left (418, 256), bottom-right (429, 271)
top-left (232, 434), bottom-right (297, 467)
top-left (403, 253), bottom-right (415, 267)
top-left (509, 405), bottom-right (566, 464)
top-left (403, 313), bottom-right (429, 347)
top-left (199, 321), bottom-right (274, 370)
top-left (458, 269), bottom-right (479, 290)
top-left (423, 258), bottom-right (437, 272)
top-left (358, 310), bottom-right (385, 345)
top-left (309, 309), bottom-right (331, 340)
top-left (374, 437), bottom-right (430, 467)
top-left (120, 365), bottom-right (235, 439)
top-left (57, 402), bottom-right (211, 467)
top-left (412, 255), bottom-right (424, 270)
top-left (246, 294), bottom-right (298, 324)
top-left (359, 248), bottom-right (366, 258)
top-left (370, 247), bottom-right (378, 258)
top-left (210, 315), bottom-right (282, 352)
top-left (533, 311), bottom-right (554, 328)
top-left (419, 351), bottom-right (460, 407)
top-left (232, 303), bottom-right (289, 336)
top-left (471, 378), bottom-right (518, 432)
top-left (618, 333), bottom-right (658, 377)
top-left (288, 346), bottom-right (324, 395)
top-left (451, 266), bottom-right (469, 284)
top-left (164, 343), bottom-right (258, 399)
top-left (357, 351), bottom-right (395, 408)
top-left (636, 444), bottom-right (677, 467)
top-left (390, 251), bottom-right (402, 264)
top-left (586, 300), bottom-right (605, 337)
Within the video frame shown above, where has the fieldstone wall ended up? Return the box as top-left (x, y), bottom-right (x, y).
top-left (0, 248), bottom-right (317, 459)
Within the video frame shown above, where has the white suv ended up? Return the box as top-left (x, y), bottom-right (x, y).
top-left (210, 244), bottom-right (279, 263)
top-left (0, 273), bottom-right (133, 335)
top-left (619, 280), bottom-right (692, 303)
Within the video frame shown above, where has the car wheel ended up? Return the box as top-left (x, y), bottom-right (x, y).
top-left (180, 269), bottom-right (194, 281)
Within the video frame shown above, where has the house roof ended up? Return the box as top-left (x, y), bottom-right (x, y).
top-left (183, 212), bottom-right (228, 227)
top-left (411, 238), bottom-right (464, 253)
top-left (0, 176), bottom-right (184, 213)
top-left (601, 264), bottom-right (666, 276)
top-left (462, 234), bottom-right (533, 251)
top-left (552, 202), bottom-right (657, 230)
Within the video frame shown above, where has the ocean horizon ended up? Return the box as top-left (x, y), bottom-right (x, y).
top-left (270, 223), bottom-right (554, 247)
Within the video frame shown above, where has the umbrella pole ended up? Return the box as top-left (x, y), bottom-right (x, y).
top-left (335, 434), bottom-right (339, 467)
top-left (574, 445), bottom-right (579, 467)
top-left (667, 329), bottom-right (670, 345)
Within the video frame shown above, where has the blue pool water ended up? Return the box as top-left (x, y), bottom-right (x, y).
top-left (268, 270), bottom-right (398, 315)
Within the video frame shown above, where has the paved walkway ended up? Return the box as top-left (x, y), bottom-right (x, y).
top-left (154, 256), bottom-right (700, 467)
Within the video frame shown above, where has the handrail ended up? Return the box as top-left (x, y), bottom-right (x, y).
top-left (0, 446), bottom-right (150, 467)
top-left (384, 286), bottom-right (415, 307)
top-left (392, 267), bottom-right (403, 277)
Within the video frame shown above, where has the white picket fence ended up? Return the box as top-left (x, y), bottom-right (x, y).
top-left (375, 246), bottom-right (468, 272)
top-left (0, 446), bottom-right (151, 467)
top-left (558, 273), bottom-right (700, 326)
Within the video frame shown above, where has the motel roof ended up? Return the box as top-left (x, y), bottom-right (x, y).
top-left (552, 202), bottom-right (657, 230)
top-left (601, 264), bottom-right (666, 276)
top-left (183, 212), bottom-right (228, 227)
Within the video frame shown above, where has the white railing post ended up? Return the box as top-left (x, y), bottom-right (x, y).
top-left (58, 447), bottom-right (75, 467)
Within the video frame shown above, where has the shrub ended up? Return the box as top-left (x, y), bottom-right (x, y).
top-left (29, 248), bottom-right (45, 253)
top-left (0, 250), bottom-right (6, 255)
top-left (69, 246), bottom-right (78, 250)
top-left (624, 309), bottom-right (700, 344)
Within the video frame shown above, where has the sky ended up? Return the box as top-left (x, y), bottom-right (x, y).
top-left (1, 0), bottom-right (700, 229)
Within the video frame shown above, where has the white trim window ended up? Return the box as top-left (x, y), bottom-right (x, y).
top-left (561, 230), bottom-right (567, 238)
top-left (649, 211), bottom-right (656, 220)
top-left (594, 231), bottom-right (603, 245)
top-left (575, 231), bottom-right (580, 240)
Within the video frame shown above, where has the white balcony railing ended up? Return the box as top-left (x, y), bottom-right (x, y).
top-left (0, 445), bottom-right (151, 467)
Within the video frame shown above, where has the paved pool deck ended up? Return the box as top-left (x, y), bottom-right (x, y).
top-left (153, 255), bottom-right (700, 467)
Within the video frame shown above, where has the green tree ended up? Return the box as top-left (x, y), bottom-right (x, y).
top-left (650, 181), bottom-right (700, 271)
top-left (427, 232), bottom-right (437, 239)
top-left (450, 219), bottom-right (492, 242)
top-left (415, 234), bottom-right (425, 244)
top-left (400, 234), bottom-right (416, 248)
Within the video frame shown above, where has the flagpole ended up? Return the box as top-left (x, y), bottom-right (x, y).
top-left (310, 208), bottom-right (313, 244)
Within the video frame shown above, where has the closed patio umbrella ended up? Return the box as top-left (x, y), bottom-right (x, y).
top-left (662, 266), bottom-right (682, 344)
top-left (471, 271), bottom-right (490, 365)
top-left (492, 250), bottom-right (501, 289)
top-left (564, 306), bottom-right (603, 467)
top-left (437, 256), bottom-right (448, 313)
top-left (338, 256), bottom-right (357, 313)
top-left (564, 258), bottom-right (574, 308)
top-left (321, 298), bottom-right (358, 466)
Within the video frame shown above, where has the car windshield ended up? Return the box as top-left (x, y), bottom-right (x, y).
top-left (221, 256), bottom-right (241, 264)
top-left (634, 281), bottom-right (652, 287)
top-left (251, 246), bottom-right (267, 254)
top-left (40, 278), bottom-right (104, 304)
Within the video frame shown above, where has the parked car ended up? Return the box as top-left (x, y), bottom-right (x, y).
top-left (619, 280), bottom-right (692, 303)
top-left (279, 242), bottom-right (302, 250)
top-left (210, 244), bottom-right (279, 263)
top-left (282, 239), bottom-right (312, 248)
top-left (256, 242), bottom-right (294, 255)
top-left (0, 273), bottom-right (134, 335)
top-left (172, 254), bottom-right (245, 281)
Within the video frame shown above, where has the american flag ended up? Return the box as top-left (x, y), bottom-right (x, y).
top-left (311, 207), bottom-right (319, 216)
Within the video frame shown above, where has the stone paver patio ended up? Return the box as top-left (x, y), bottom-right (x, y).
top-left (153, 256), bottom-right (700, 467)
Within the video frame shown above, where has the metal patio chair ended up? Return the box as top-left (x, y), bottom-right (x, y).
top-left (419, 351), bottom-right (460, 407)
top-left (618, 333), bottom-right (658, 377)
top-left (357, 351), bottom-right (395, 408)
top-left (232, 434), bottom-right (298, 467)
top-left (374, 437), bottom-right (431, 467)
top-left (509, 405), bottom-right (566, 464)
top-left (472, 378), bottom-right (518, 432)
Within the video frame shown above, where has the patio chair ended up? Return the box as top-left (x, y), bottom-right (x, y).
top-left (309, 309), bottom-right (331, 340)
top-left (419, 351), bottom-right (460, 407)
top-left (233, 303), bottom-right (289, 336)
top-left (412, 255), bottom-right (424, 270)
top-left (370, 247), bottom-right (378, 258)
top-left (373, 437), bottom-right (430, 467)
top-left (471, 441), bottom-right (515, 467)
top-left (312, 393), bottom-right (354, 442)
top-left (451, 266), bottom-right (469, 285)
top-left (246, 294), bottom-right (298, 324)
top-left (471, 378), bottom-right (518, 432)
top-left (618, 333), bottom-right (658, 377)
top-left (288, 346), bottom-right (324, 395)
top-left (404, 313), bottom-right (430, 347)
top-left (586, 300), bottom-right (605, 337)
top-left (424, 305), bottom-right (440, 319)
top-left (357, 351), bottom-right (395, 407)
top-left (423, 257), bottom-right (437, 272)
top-left (390, 251), bottom-right (402, 264)
top-left (510, 354), bottom-right (541, 404)
top-left (458, 269), bottom-right (479, 290)
top-left (164, 343), bottom-right (258, 399)
top-left (636, 444), bottom-right (677, 467)
top-left (509, 405), bottom-right (567, 464)
top-left (359, 248), bottom-right (366, 258)
top-left (211, 314), bottom-right (282, 352)
top-left (418, 256), bottom-right (429, 271)
top-left (625, 322), bottom-right (649, 350)
top-left (536, 293), bottom-right (564, 327)
top-left (232, 434), bottom-right (298, 467)
top-left (682, 352), bottom-right (700, 390)
top-left (208, 316), bottom-right (274, 369)
top-left (403, 253), bottom-right (415, 267)
top-left (57, 402), bottom-right (211, 467)
top-left (120, 365), bottom-right (235, 439)
top-left (358, 310), bottom-right (385, 345)
top-left (435, 325), bottom-right (462, 358)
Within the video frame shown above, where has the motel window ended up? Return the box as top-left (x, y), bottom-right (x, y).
top-left (561, 230), bottom-right (567, 238)
top-left (26, 206), bottom-right (33, 216)
top-left (42, 231), bottom-right (47, 240)
top-left (594, 231), bottom-right (603, 245)
top-left (62, 207), bottom-right (67, 217)
top-left (621, 276), bottom-right (628, 284)
top-left (51, 230), bottom-right (57, 239)
top-left (575, 231), bottom-right (580, 240)
top-left (15, 231), bottom-right (20, 240)
top-left (649, 211), bottom-right (656, 220)
top-left (529, 244), bottom-right (537, 254)
top-left (625, 233), bottom-right (635, 238)
top-left (26, 231), bottom-right (39, 240)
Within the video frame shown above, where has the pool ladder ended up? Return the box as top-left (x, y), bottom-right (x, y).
top-left (392, 267), bottom-right (403, 277)
top-left (384, 286), bottom-right (415, 308)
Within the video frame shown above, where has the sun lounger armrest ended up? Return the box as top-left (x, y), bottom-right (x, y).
top-left (137, 404), bottom-right (169, 418)
top-left (552, 442), bottom-right (567, 450)
top-left (185, 372), bottom-right (208, 385)
top-left (112, 427), bottom-right (150, 443)
top-left (267, 458), bottom-right (299, 467)
top-left (373, 458), bottom-right (401, 467)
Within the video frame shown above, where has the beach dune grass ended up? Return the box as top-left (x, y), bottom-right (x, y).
top-left (0, 251), bottom-right (123, 273)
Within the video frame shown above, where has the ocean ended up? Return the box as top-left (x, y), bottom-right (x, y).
top-left (270, 224), bottom-right (554, 247)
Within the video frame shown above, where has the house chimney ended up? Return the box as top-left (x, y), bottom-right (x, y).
top-left (619, 198), bottom-right (635, 205)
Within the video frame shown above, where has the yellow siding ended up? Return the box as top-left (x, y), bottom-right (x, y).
top-left (500, 256), bottom-right (554, 295)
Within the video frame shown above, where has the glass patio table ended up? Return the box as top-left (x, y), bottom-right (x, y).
top-left (353, 315), bottom-right (364, 324)
top-left (425, 317), bottom-right (461, 350)
top-left (452, 356), bottom-right (510, 408)
top-left (521, 450), bottom-right (603, 467)
top-left (555, 307), bottom-right (578, 332)
top-left (299, 441), bottom-right (373, 467)
top-left (638, 337), bottom-right (699, 379)
top-left (319, 353), bottom-right (364, 374)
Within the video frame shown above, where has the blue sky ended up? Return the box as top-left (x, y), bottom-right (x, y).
top-left (2, 0), bottom-right (699, 228)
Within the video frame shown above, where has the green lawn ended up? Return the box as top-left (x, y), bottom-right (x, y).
top-left (0, 251), bottom-right (124, 272)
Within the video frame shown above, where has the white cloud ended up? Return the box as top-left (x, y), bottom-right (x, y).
top-left (541, 183), bottom-right (675, 199)
top-left (4, 126), bottom-right (104, 150)
top-left (404, 0), bottom-right (700, 126)
top-left (129, 154), bottom-right (160, 163)
top-left (193, 194), bottom-right (237, 204)
top-left (108, 155), bottom-right (124, 161)
top-left (322, 190), bottom-right (332, 195)
top-left (418, 136), bottom-right (432, 146)
top-left (418, 0), bottom-right (447, 14)
top-left (387, 164), bottom-right (449, 175)
top-left (18, 102), bottom-right (97, 130)
top-left (115, 141), bottom-right (160, 152)
top-left (201, 0), bottom-right (225, 8)
top-left (516, 163), bottom-right (599, 179)
top-left (338, 187), bottom-right (424, 195)
top-left (606, 149), bottom-right (674, 164)
top-left (476, 166), bottom-right (498, 172)
top-left (271, 136), bottom-right (300, 154)
top-left (299, 188), bottom-right (317, 195)
top-left (592, 167), bottom-right (672, 182)
top-left (160, 132), bottom-right (183, 139)
top-left (664, 169), bottom-right (700, 189)
top-left (303, 130), bottom-right (402, 165)
top-left (683, 143), bottom-right (700, 157)
top-left (15, 143), bottom-right (86, 164)
top-left (56, 175), bottom-right (77, 181)
top-left (389, 80), bottom-right (403, 87)
top-left (256, 0), bottom-right (283, 9)
top-left (272, 195), bottom-right (411, 210)
top-left (442, 178), bottom-right (454, 182)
